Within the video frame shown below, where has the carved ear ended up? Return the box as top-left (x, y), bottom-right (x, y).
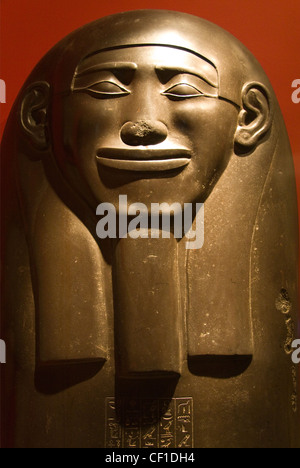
top-left (21, 81), bottom-right (50, 150)
top-left (234, 82), bottom-right (273, 154)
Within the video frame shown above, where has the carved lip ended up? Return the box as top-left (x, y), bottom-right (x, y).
top-left (96, 148), bottom-right (191, 172)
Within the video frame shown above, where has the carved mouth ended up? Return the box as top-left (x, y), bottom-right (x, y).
top-left (96, 148), bottom-right (191, 171)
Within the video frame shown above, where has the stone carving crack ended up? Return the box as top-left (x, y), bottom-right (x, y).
top-left (275, 288), bottom-right (297, 412)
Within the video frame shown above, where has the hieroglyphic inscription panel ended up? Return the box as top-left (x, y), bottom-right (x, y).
top-left (105, 397), bottom-right (193, 448)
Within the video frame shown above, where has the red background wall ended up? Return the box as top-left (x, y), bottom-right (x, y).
top-left (0, 1), bottom-right (299, 299)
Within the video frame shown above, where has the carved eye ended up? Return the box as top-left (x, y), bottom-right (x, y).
top-left (162, 83), bottom-right (205, 99)
top-left (76, 81), bottom-right (130, 98)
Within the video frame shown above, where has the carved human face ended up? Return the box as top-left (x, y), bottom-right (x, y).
top-left (54, 45), bottom-right (239, 210)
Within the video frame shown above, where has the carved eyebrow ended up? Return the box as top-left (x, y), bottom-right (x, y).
top-left (73, 62), bottom-right (138, 87)
top-left (75, 62), bottom-right (137, 77)
top-left (155, 66), bottom-right (218, 88)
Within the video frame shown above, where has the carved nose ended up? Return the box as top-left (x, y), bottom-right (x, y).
top-left (120, 121), bottom-right (168, 146)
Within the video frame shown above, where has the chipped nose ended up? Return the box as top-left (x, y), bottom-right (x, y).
top-left (120, 120), bottom-right (168, 146)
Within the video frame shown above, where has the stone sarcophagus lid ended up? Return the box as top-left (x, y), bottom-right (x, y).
top-left (1, 10), bottom-right (299, 448)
